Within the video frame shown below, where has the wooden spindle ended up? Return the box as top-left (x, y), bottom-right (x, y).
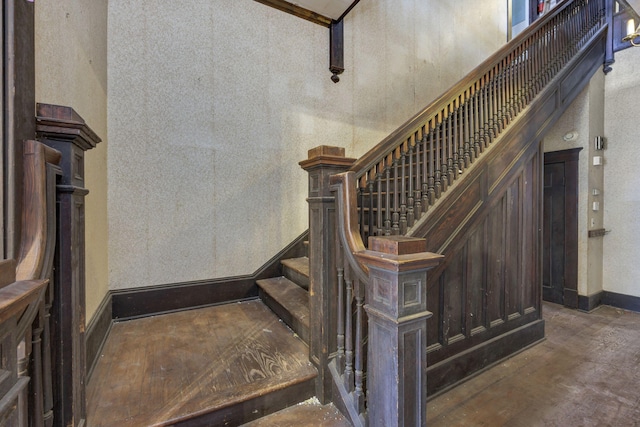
top-left (392, 151), bottom-right (400, 235)
top-left (414, 129), bottom-right (423, 220)
top-left (399, 144), bottom-right (408, 234)
top-left (344, 269), bottom-right (354, 391)
top-left (336, 260), bottom-right (345, 372)
top-left (384, 157), bottom-right (392, 235)
top-left (376, 165), bottom-right (383, 236)
top-left (354, 277), bottom-right (365, 415)
top-left (407, 135), bottom-right (415, 227)
top-left (367, 176), bottom-right (375, 242)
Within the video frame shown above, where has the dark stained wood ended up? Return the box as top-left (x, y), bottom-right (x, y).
top-left (36, 103), bottom-right (102, 427)
top-left (87, 301), bottom-right (317, 427)
top-left (85, 291), bottom-right (112, 382)
top-left (257, 276), bottom-right (310, 342)
top-left (356, 237), bottom-right (443, 427)
top-left (427, 303), bottom-right (640, 425)
top-left (253, 0), bottom-right (332, 27)
top-left (0, 259), bottom-right (16, 289)
top-left (544, 148), bottom-right (581, 308)
top-left (4, 0), bottom-right (36, 260)
top-left (111, 230), bottom-right (308, 320)
top-left (300, 147), bottom-right (355, 403)
top-left (348, 0), bottom-right (603, 175)
top-left (281, 257), bottom-right (310, 290)
top-left (330, 20), bottom-right (345, 83)
top-left (601, 291), bottom-right (640, 313)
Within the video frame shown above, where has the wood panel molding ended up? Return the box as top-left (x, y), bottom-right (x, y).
top-left (111, 230), bottom-right (309, 320)
top-left (580, 291), bottom-right (640, 313)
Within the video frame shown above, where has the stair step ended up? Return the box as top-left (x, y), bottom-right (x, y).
top-left (281, 257), bottom-right (310, 290)
top-left (257, 277), bottom-right (309, 343)
top-left (87, 300), bottom-right (317, 426)
top-left (241, 399), bottom-right (352, 427)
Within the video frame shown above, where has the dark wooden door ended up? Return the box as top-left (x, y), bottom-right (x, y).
top-left (543, 162), bottom-right (565, 304)
top-left (543, 149), bottom-right (581, 308)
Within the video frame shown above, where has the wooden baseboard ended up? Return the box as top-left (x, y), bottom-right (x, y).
top-left (601, 291), bottom-right (640, 313)
top-left (579, 291), bottom-right (640, 313)
top-left (426, 320), bottom-right (545, 398)
top-left (111, 231), bottom-right (309, 321)
top-left (578, 292), bottom-right (602, 312)
top-left (86, 291), bottom-right (113, 381)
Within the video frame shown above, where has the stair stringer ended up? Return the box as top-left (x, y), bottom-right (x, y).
top-left (405, 26), bottom-right (607, 397)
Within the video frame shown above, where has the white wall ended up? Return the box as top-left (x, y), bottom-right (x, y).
top-left (107, 0), bottom-right (508, 291)
top-left (35, 0), bottom-right (109, 321)
top-left (603, 47), bottom-right (640, 298)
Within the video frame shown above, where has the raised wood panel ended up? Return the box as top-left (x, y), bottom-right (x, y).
top-left (424, 145), bottom-right (542, 370)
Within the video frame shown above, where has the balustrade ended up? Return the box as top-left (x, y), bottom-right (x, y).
top-left (303, 0), bottom-right (608, 425)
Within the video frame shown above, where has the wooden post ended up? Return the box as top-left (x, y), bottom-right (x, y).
top-left (356, 236), bottom-right (443, 427)
top-left (299, 146), bottom-right (355, 403)
top-left (36, 103), bottom-right (101, 427)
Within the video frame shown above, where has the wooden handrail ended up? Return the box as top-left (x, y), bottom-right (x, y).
top-left (16, 140), bottom-right (61, 281)
top-left (349, 0), bottom-right (600, 176)
top-left (329, 171), bottom-right (368, 283)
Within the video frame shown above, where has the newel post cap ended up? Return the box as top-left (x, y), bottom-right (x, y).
top-left (299, 145), bottom-right (356, 171)
top-left (356, 236), bottom-right (444, 273)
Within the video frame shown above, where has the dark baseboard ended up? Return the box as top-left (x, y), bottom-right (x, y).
top-left (578, 291), bottom-right (640, 313)
top-left (86, 291), bottom-right (113, 381)
top-left (601, 291), bottom-right (640, 313)
top-left (112, 231), bottom-right (309, 321)
top-left (426, 320), bottom-right (545, 398)
top-left (578, 292), bottom-right (602, 312)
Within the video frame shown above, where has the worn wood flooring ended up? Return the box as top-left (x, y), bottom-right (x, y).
top-left (87, 300), bottom-right (316, 426)
top-left (427, 302), bottom-right (640, 426)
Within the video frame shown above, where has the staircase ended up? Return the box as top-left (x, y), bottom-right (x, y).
top-left (87, 1), bottom-right (612, 425)
top-left (257, 255), bottom-right (310, 343)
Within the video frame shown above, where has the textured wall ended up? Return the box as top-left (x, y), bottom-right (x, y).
top-left (107, 0), bottom-right (508, 290)
top-left (35, 0), bottom-right (109, 321)
top-left (603, 47), bottom-right (640, 298)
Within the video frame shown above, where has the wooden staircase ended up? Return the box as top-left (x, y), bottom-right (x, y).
top-left (257, 255), bottom-right (310, 344)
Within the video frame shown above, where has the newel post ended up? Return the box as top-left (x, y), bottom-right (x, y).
top-left (356, 236), bottom-right (443, 427)
top-left (36, 103), bottom-right (101, 427)
top-left (300, 146), bottom-right (355, 403)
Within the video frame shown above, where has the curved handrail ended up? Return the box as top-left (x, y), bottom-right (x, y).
top-left (330, 171), bottom-right (369, 283)
top-left (16, 140), bottom-right (61, 281)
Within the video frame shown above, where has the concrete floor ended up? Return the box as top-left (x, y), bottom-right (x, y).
top-left (427, 302), bottom-right (640, 426)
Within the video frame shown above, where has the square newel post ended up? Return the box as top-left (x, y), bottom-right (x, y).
top-left (299, 146), bottom-right (356, 403)
top-left (356, 236), bottom-right (443, 427)
top-left (36, 103), bottom-right (101, 427)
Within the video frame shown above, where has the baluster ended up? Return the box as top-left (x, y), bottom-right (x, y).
top-left (447, 109), bottom-right (456, 183)
top-left (414, 129), bottom-right (423, 220)
top-left (421, 128), bottom-right (430, 210)
top-left (42, 285), bottom-right (54, 427)
top-left (367, 176), bottom-right (375, 241)
top-left (399, 144), bottom-right (408, 234)
top-left (473, 86), bottom-right (482, 157)
top-left (428, 124), bottom-right (438, 202)
top-left (384, 156), bottom-right (392, 235)
top-left (392, 151), bottom-right (400, 235)
top-left (376, 165), bottom-right (383, 236)
top-left (407, 135), bottom-right (415, 227)
top-left (463, 94), bottom-right (473, 166)
top-left (358, 179), bottom-right (366, 242)
top-left (30, 306), bottom-right (45, 427)
top-left (354, 277), bottom-right (365, 415)
top-left (438, 118), bottom-right (448, 192)
top-left (344, 267), bottom-right (354, 392)
top-left (336, 248), bottom-right (345, 372)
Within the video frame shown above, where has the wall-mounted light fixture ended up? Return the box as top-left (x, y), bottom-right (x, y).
top-left (622, 18), bottom-right (640, 46)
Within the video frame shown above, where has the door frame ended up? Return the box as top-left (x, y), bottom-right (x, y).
top-left (543, 148), bottom-right (581, 308)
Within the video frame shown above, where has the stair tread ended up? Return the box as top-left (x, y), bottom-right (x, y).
top-left (257, 277), bottom-right (309, 334)
top-left (86, 300), bottom-right (316, 426)
top-left (241, 399), bottom-right (352, 427)
top-left (281, 257), bottom-right (309, 277)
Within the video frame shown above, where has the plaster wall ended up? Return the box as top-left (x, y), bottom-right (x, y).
top-left (107, 0), bottom-right (508, 290)
top-left (603, 47), bottom-right (640, 298)
top-left (34, 0), bottom-right (109, 321)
